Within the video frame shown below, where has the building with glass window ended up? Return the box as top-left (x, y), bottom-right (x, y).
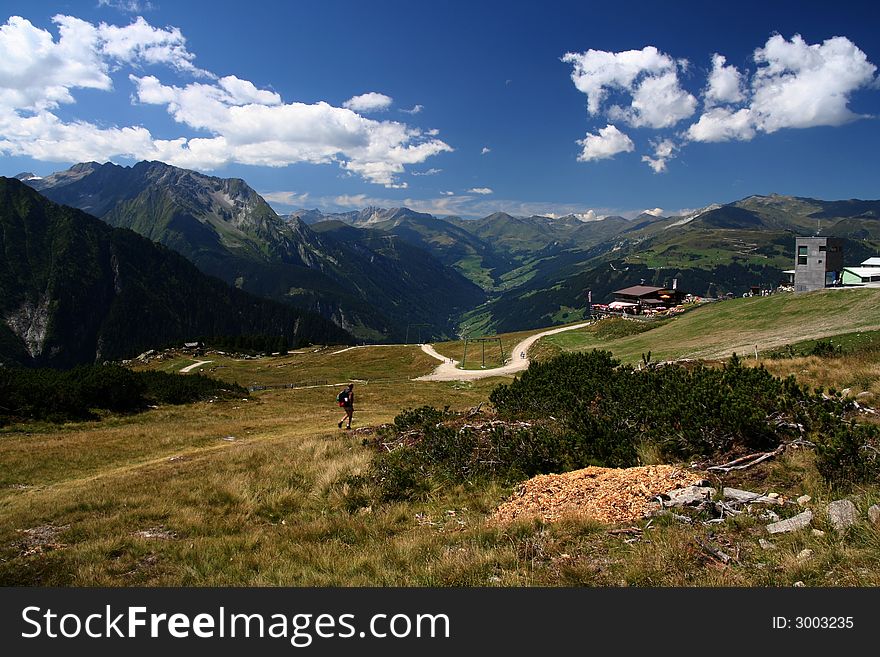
top-left (793, 237), bottom-right (845, 292)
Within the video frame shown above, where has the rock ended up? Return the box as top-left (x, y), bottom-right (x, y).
top-left (759, 539), bottom-right (776, 550)
top-left (841, 388), bottom-right (851, 397)
top-left (766, 510), bottom-right (813, 534)
top-left (793, 581), bottom-right (805, 587)
top-left (868, 504), bottom-right (880, 527)
top-left (724, 487), bottom-right (781, 505)
top-left (663, 485), bottom-right (714, 508)
top-left (856, 391), bottom-right (873, 399)
top-left (761, 510), bottom-right (781, 523)
top-left (797, 495), bottom-right (812, 506)
top-left (827, 499), bottom-right (859, 531)
top-left (768, 492), bottom-right (780, 499)
top-left (796, 548), bottom-right (814, 561)
top-left (812, 529), bottom-right (826, 537)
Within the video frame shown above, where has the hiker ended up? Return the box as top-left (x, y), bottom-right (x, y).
top-left (336, 383), bottom-right (354, 429)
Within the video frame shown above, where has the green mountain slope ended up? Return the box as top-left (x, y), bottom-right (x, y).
top-left (541, 287), bottom-right (880, 364)
top-left (0, 178), bottom-right (352, 368)
top-left (25, 162), bottom-right (481, 342)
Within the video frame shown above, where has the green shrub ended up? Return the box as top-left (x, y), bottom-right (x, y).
top-left (814, 420), bottom-right (880, 488)
top-left (357, 351), bottom-right (877, 500)
top-left (0, 365), bottom-right (244, 425)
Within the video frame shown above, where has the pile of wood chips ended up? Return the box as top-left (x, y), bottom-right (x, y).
top-left (492, 465), bottom-right (706, 524)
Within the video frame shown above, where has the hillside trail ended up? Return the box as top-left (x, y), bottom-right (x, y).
top-left (179, 359), bottom-right (213, 373)
top-left (415, 322), bottom-right (591, 381)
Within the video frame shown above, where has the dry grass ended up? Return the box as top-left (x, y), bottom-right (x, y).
top-left (758, 354), bottom-right (880, 400)
top-left (3, 296), bottom-right (880, 587)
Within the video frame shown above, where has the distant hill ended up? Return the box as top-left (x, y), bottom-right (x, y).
top-left (24, 162), bottom-right (482, 342)
top-left (0, 178), bottom-right (352, 368)
top-left (22, 160), bottom-right (880, 340)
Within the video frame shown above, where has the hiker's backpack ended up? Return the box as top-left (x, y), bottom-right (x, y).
top-left (336, 389), bottom-right (349, 405)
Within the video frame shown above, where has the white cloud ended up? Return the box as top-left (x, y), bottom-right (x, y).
top-left (467, 187), bottom-right (493, 194)
top-left (94, 15), bottom-right (210, 76)
top-left (576, 124), bottom-right (634, 162)
top-left (0, 16), bottom-right (109, 111)
top-left (607, 71), bottom-right (697, 129)
top-left (542, 210), bottom-right (602, 221)
top-left (98, 0), bottom-right (155, 12)
top-left (705, 54), bottom-right (745, 106)
top-left (400, 104), bottom-right (423, 114)
top-left (481, 146), bottom-right (491, 155)
top-left (563, 46), bottom-right (695, 128)
top-left (686, 107), bottom-right (755, 142)
top-left (0, 15), bottom-right (450, 187)
top-left (640, 138), bottom-right (677, 173)
top-left (342, 92), bottom-right (393, 112)
top-left (565, 35), bottom-right (877, 171)
top-left (260, 190), bottom-right (310, 206)
top-left (750, 34), bottom-right (876, 133)
top-left (411, 168), bottom-right (442, 176)
top-left (0, 13), bottom-right (205, 112)
top-left (326, 192), bottom-right (617, 220)
top-left (642, 207), bottom-right (665, 217)
top-left (687, 34), bottom-right (876, 143)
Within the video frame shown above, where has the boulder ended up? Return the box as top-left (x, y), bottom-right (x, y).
top-left (797, 495), bottom-right (812, 506)
top-left (758, 539), bottom-right (776, 550)
top-left (827, 499), bottom-right (859, 531)
top-left (868, 504), bottom-right (880, 528)
top-left (723, 487), bottom-right (781, 505)
top-left (766, 510), bottom-right (813, 534)
top-left (663, 485), bottom-right (713, 508)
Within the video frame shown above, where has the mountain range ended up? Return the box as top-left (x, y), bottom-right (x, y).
top-left (0, 178), bottom-right (352, 368)
top-left (293, 194), bottom-right (880, 334)
top-left (14, 160), bottom-right (880, 346)
top-left (21, 162), bottom-right (483, 343)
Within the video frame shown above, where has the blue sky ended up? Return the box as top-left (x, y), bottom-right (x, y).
top-left (1, 0), bottom-right (878, 218)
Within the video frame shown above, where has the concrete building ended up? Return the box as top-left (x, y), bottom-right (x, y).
top-left (793, 237), bottom-right (845, 292)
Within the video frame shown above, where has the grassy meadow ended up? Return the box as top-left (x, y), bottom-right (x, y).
top-left (537, 288), bottom-right (880, 364)
top-left (2, 288), bottom-right (880, 586)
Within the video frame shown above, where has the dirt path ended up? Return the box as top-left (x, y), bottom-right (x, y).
top-left (179, 359), bottom-right (212, 373)
top-left (415, 322), bottom-right (591, 381)
top-left (330, 344), bottom-right (399, 355)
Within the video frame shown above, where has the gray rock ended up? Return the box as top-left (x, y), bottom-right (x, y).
top-left (793, 581), bottom-right (805, 587)
top-left (796, 548), bottom-right (814, 561)
top-left (663, 485), bottom-right (713, 508)
top-left (797, 495), bottom-right (812, 506)
top-left (759, 538), bottom-right (776, 550)
top-left (812, 529), bottom-right (826, 537)
top-left (868, 504), bottom-right (880, 527)
top-left (827, 499), bottom-right (859, 531)
top-left (766, 510), bottom-right (813, 534)
top-left (761, 510), bottom-right (781, 523)
top-left (724, 487), bottom-right (781, 505)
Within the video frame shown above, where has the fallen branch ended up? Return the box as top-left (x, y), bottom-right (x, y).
top-left (608, 527), bottom-right (642, 536)
top-left (707, 444), bottom-right (785, 473)
top-left (694, 538), bottom-right (734, 564)
top-left (466, 402), bottom-right (484, 417)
